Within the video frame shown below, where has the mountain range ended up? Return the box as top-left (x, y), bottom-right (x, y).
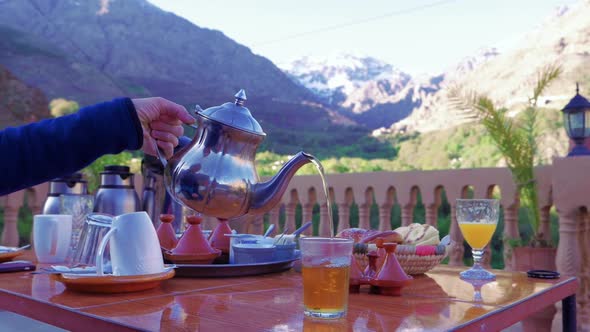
top-left (284, 1), bottom-right (590, 136)
top-left (387, 2), bottom-right (588, 136)
top-left (282, 49), bottom-right (501, 132)
top-left (1, 0), bottom-right (589, 165)
top-left (0, 0), bottom-right (393, 158)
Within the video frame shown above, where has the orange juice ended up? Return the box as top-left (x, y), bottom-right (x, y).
top-left (302, 265), bottom-right (350, 317)
top-left (458, 223), bottom-right (497, 249)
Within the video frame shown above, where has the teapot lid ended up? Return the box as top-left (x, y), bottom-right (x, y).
top-left (199, 89), bottom-right (265, 136)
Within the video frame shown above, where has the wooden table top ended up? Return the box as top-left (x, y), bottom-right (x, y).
top-left (0, 252), bottom-right (578, 332)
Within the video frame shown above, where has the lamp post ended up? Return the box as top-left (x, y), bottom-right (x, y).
top-left (562, 83), bottom-right (590, 156)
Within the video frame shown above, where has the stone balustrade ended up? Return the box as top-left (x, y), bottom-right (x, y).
top-left (1, 156), bottom-right (589, 330)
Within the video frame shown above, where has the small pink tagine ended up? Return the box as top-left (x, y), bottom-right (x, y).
top-left (350, 238), bottom-right (413, 296)
top-left (163, 215), bottom-right (221, 264)
top-left (156, 214), bottom-right (178, 251)
top-left (209, 219), bottom-right (232, 254)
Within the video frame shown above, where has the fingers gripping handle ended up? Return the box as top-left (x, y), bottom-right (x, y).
top-left (152, 134), bottom-right (168, 168)
top-left (151, 104), bottom-right (201, 168)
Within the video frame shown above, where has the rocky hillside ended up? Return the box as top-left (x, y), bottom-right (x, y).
top-left (0, 0), bottom-right (395, 158)
top-left (286, 0), bottom-right (590, 136)
top-left (388, 2), bottom-right (589, 135)
top-left (0, 64), bottom-right (49, 128)
top-left (0, 0), bottom-right (312, 105)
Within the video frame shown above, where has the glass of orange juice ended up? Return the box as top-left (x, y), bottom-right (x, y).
top-left (456, 199), bottom-right (500, 280)
top-left (299, 237), bottom-right (354, 319)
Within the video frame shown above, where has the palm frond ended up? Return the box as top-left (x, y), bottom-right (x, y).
top-left (532, 64), bottom-right (562, 104)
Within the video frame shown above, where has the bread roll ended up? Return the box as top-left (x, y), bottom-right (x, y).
top-left (394, 223), bottom-right (440, 245)
top-left (360, 230), bottom-right (403, 244)
top-left (336, 228), bottom-right (403, 244)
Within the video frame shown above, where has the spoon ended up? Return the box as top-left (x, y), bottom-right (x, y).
top-left (263, 224), bottom-right (276, 238)
top-left (440, 235), bottom-right (451, 246)
top-left (274, 226), bottom-right (290, 245)
top-left (0, 244), bottom-right (30, 252)
top-left (291, 221), bottom-right (312, 237)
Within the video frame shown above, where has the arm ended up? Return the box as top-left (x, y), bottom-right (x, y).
top-left (0, 98), bottom-right (142, 195)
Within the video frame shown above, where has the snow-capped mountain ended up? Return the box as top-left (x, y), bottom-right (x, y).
top-left (444, 48), bottom-right (500, 81)
top-left (282, 50), bottom-right (498, 130)
top-left (282, 54), bottom-right (409, 106)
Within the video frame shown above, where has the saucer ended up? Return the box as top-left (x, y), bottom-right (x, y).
top-left (51, 267), bottom-right (175, 293)
top-left (0, 249), bottom-right (25, 263)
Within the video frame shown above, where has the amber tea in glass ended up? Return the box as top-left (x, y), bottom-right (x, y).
top-left (300, 237), bottom-right (353, 319)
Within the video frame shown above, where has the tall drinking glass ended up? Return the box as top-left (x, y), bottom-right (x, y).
top-left (60, 194), bottom-right (95, 262)
top-left (300, 237), bottom-right (353, 319)
top-left (456, 199), bottom-right (499, 280)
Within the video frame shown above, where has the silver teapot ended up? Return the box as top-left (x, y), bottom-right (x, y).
top-left (156, 90), bottom-right (313, 220)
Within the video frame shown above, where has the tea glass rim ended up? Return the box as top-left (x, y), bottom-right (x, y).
top-left (34, 214), bottom-right (72, 219)
top-left (456, 198), bottom-right (499, 203)
top-left (299, 237), bottom-right (353, 244)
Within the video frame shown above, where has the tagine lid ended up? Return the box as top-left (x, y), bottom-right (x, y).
top-left (373, 242), bottom-right (412, 283)
top-left (157, 214), bottom-right (178, 251)
top-left (198, 89), bottom-right (266, 136)
top-left (172, 215), bottom-right (218, 255)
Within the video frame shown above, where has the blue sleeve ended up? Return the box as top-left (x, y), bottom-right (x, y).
top-left (0, 97), bottom-right (143, 195)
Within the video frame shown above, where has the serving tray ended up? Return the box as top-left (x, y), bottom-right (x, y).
top-left (174, 258), bottom-right (297, 278)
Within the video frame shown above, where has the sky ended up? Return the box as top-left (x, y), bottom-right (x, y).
top-left (148, 0), bottom-right (579, 76)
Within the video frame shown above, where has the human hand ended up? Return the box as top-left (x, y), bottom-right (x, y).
top-left (132, 97), bottom-right (195, 158)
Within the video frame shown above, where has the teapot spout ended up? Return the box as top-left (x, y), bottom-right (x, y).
top-left (249, 151), bottom-right (314, 216)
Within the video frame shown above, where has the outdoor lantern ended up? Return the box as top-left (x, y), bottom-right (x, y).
top-left (562, 83), bottom-right (590, 156)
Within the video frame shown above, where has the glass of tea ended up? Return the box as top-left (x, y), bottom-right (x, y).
top-left (456, 199), bottom-right (500, 280)
top-left (299, 237), bottom-right (354, 319)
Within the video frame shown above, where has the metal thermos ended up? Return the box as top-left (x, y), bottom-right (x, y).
top-left (141, 151), bottom-right (186, 232)
top-left (142, 173), bottom-right (157, 222)
top-left (93, 165), bottom-right (140, 215)
top-left (42, 173), bottom-right (88, 214)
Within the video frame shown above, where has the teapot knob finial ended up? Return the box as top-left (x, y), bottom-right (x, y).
top-left (234, 89), bottom-right (247, 106)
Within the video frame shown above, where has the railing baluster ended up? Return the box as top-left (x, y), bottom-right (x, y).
top-left (449, 204), bottom-right (465, 266)
top-left (319, 203), bottom-right (330, 237)
top-left (268, 207), bottom-right (280, 235)
top-left (539, 206), bottom-right (551, 243)
top-left (1, 190), bottom-right (25, 246)
top-left (284, 203), bottom-right (297, 236)
top-left (378, 205), bottom-right (392, 231)
top-left (503, 205), bottom-right (520, 271)
top-left (302, 203), bottom-right (314, 236)
top-left (359, 203), bottom-right (370, 230)
top-left (337, 203), bottom-right (350, 233)
top-left (401, 204), bottom-right (414, 227)
top-left (247, 216), bottom-right (264, 235)
top-left (425, 203), bottom-right (438, 227)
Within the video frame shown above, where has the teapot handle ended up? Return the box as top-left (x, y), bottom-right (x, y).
top-left (152, 104), bottom-right (201, 167)
top-left (152, 136), bottom-right (169, 168)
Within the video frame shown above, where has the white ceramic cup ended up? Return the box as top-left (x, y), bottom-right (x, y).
top-left (33, 214), bottom-right (72, 264)
top-left (96, 211), bottom-right (164, 276)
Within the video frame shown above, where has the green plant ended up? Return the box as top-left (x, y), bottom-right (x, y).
top-left (449, 65), bottom-right (562, 247)
top-left (49, 98), bottom-right (79, 117)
